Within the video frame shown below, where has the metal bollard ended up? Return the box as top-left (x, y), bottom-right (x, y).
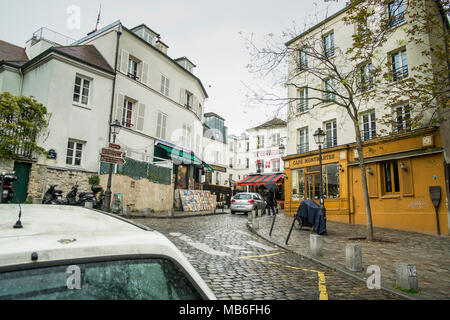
top-left (395, 263), bottom-right (418, 291)
top-left (310, 234), bottom-right (323, 257)
top-left (345, 243), bottom-right (363, 272)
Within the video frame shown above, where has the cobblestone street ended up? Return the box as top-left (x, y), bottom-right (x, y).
top-left (132, 214), bottom-right (402, 300)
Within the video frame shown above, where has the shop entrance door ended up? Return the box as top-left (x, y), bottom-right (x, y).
top-left (306, 174), bottom-right (321, 204)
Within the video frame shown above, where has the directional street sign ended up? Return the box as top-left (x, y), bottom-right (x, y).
top-left (101, 148), bottom-right (126, 159)
top-left (100, 154), bottom-right (125, 165)
top-left (109, 143), bottom-right (121, 150)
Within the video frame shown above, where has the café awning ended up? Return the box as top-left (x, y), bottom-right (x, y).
top-left (237, 173), bottom-right (284, 186)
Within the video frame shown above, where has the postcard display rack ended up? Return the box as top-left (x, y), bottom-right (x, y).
top-left (177, 189), bottom-right (217, 212)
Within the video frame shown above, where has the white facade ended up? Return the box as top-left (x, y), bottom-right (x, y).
top-left (0, 40), bottom-right (114, 174)
top-left (74, 22), bottom-right (207, 165)
top-left (247, 119), bottom-right (287, 175)
top-left (201, 135), bottom-right (228, 186)
top-left (227, 134), bottom-right (250, 183)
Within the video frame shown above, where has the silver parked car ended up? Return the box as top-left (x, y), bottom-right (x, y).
top-left (230, 192), bottom-right (266, 214)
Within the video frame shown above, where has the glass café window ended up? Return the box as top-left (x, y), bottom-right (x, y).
top-left (383, 160), bottom-right (400, 193)
top-left (291, 168), bottom-right (305, 201)
top-left (323, 163), bottom-right (340, 199)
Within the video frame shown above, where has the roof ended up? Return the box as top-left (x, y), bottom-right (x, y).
top-left (130, 23), bottom-right (161, 38)
top-left (250, 118), bottom-right (287, 130)
top-left (175, 56), bottom-right (197, 68)
top-left (21, 45), bottom-right (115, 75)
top-left (0, 204), bottom-right (215, 299)
top-left (203, 112), bottom-right (225, 121)
top-left (0, 40), bottom-right (28, 62)
top-left (285, 5), bottom-right (349, 46)
top-left (53, 45), bottom-right (114, 73)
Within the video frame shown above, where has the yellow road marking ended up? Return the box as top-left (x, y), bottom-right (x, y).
top-left (241, 251), bottom-right (328, 300)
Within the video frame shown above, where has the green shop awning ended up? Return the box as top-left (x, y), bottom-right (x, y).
top-left (155, 143), bottom-right (202, 166)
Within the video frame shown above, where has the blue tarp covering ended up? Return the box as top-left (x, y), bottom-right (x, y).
top-left (295, 200), bottom-right (327, 235)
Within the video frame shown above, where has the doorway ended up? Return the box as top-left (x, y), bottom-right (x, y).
top-left (306, 173), bottom-right (321, 204)
top-left (12, 161), bottom-right (32, 203)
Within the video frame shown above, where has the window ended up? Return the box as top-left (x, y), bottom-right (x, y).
top-left (198, 104), bottom-right (202, 119)
top-left (185, 91), bottom-right (193, 109)
top-left (246, 158), bottom-right (249, 169)
top-left (325, 120), bottom-right (337, 148)
top-left (66, 140), bottom-right (83, 166)
top-left (382, 160), bottom-right (400, 193)
top-left (182, 124), bottom-right (192, 148)
top-left (391, 49), bottom-right (408, 81)
top-left (323, 164), bottom-right (340, 199)
top-left (257, 136), bottom-right (264, 149)
top-left (229, 158), bottom-right (233, 168)
top-left (395, 105), bottom-right (411, 132)
top-left (230, 143), bottom-right (234, 151)
top-left (323, 32), bottom-right (335, 58)
top-left (128, 58), bottom-right (139, 80)
top-left (272, 159), bottom-right (280, 172)
top-left (388, 0), bottom-right (405, 27)
top-left (156, 112), bottom-right (167, 140)
top-left (272, 133), bottom-right (280, 146)
top-left (143, 30), bottom-right (155, 45)
top-left (292, 168), bottom-right (305, 200)
top-left (324, 78), bottom-right (336, 102)
top-left (256, 160), bottom-right (264, 173)
top-left (298, 49), bottom-right (308, 70)
top-left (73, 76), bottom-right (90, 105)
top-left (298, 87), bottom-right (308, 112)
top-left (0, 258), bottom-right (203, 300)
top-left (360, 63), bottom-right (374, 91)
top-left (362, 111), bottom-right (376, 141)
top-left (297, 127), bottom-right (309, 154)
top-left (246, 142), bottom-right (249, 151)
top-left (122, 99), bottom-right (134, 128)
top-left (160, 75), bottom-right (170, 96)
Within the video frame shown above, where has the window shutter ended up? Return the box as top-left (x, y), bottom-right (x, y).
top-left (180, 88), bottom-right (185, 105)
top-left (193, 96), bottom-right (198, 113)
top-left (156, 112), bottom-right (162, 138)
top-left (141, 62), bottom-right (149, 85)
top-left (115, 93), bottom-right (125, 123)
top-left (136, 103), bottom-right (145, 132)
top-left (161, 113), bottom-right (167, 139)
top-left (120, 50), bottom-right (129, 74)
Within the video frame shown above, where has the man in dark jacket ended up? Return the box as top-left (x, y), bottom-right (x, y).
top-left (266, 190), bottom-right (276, 216)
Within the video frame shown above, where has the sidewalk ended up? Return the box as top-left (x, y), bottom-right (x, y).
top-left (120, 207), bottom-right (231, 219)
top-left (248, 211), bottom-right (450, 300)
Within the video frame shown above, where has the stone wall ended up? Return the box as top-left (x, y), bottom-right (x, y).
top-left (99, 174), bottom-right (174, 213)
top-left (0, 158), bottom-right (14, 173)
top-left (27, 164), bottom-right (98, 199)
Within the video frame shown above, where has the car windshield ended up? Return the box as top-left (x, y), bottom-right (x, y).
top-left (233, 194), bottom-right (252, 200)
top-left (0, 258), bottom-right (204, 300)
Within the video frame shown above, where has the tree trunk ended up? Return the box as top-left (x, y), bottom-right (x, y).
top-left (354, 123), bottom-right (374, 241)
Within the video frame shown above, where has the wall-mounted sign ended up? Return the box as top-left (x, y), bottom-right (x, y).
top-left (47, 149), bottom-right (57, 159)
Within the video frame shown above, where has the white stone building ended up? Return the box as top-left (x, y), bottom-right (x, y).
top-left (227, 133), bottom-right (250, 184)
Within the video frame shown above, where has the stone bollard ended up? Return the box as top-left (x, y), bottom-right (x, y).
top-left (395, 263), bottom-right (418, 291)
top-left (84, 201), bottom-right (93, 209)
top-left (252, 209), bottom-right (259, 229)
top-left (345, 243), bottom-right (363, 272)
top-left (122, 205), bottom-right (128, 216)
top-left (168, 208), bottom-right (174, 217)
top-left (310, 234), bottom-right (323, 257)
top-left (143, 208), bottom-right (151, 217)
top-left (32, 198), bottom-right (42, 204)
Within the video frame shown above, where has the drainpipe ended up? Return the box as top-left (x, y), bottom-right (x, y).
top-left (108, 25), bottom-right (122, 142)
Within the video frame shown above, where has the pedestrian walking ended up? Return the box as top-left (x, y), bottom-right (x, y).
top-left (266, 190), bottom-right (276, 216)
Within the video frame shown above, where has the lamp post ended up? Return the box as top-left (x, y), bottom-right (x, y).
top-left (313, 128), bottom-right (326, 218)
top-left (103, 120), bottom-right (122, 212)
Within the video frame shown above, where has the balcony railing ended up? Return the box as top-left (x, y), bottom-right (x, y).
top-left (32, 27), bottom-right (76, 46)
top-left (393, 65), bottom-right (408, 81)
top-left (297, 143), bottom-right (309, 154)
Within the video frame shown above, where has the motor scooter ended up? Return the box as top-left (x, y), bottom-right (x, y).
top-left (43, 184), bottom-right (64, 204)
top-left (0, 172), bottom-right (17, 204)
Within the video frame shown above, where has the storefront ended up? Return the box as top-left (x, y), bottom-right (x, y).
top-left (237, 173), bottom-right (285, 206)
top-left (283, 128), bottom-right (448, 235)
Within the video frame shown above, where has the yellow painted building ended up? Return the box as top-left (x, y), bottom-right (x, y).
top-left (283, 128), bottom-right (448, 235)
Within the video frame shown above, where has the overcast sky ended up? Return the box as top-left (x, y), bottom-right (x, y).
top-left (0, 0), bottom-right (345, 135)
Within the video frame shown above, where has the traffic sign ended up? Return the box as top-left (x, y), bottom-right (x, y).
top-left (101, 148), bottom-right (126, 158)
top-left (100, 154), bottom-right (125, 165)
top-left (109, 143), bottom-right (121, 150)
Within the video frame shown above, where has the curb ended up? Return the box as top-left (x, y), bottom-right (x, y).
top-left (246, 222), bottom-right (415, 301)
top-left (124, 211), bottom-right (230, 219)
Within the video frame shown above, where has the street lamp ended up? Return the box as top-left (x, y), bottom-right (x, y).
top-left (103, 120), bottom-right (122, 212)
top-left (313, 128), bottom-right (326, 218)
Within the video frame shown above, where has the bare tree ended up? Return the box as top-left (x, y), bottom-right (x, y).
top-left (243, 0), bottom-right (449, 240)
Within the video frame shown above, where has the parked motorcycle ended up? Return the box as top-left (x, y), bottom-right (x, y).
top-left (43, 184), bottom-right (64, 204)
top-left (0, 172), bottom-right (17, 204)
top-left (77, 185), bottom-right (104, 208)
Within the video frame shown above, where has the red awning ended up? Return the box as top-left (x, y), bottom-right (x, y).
top-left (237, 173), bottom-right (284, 186)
